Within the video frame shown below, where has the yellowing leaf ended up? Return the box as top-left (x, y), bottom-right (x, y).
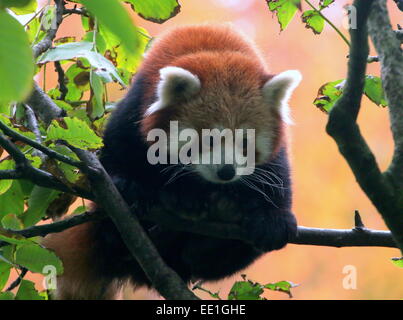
top-left (81, 0), bottom-right (140, 53)
top-left (267, 0), bottom-right (300, 31)
top-left (124, 0), bottom-right (181, 24)
top-left (47, 117), bottom-right (103, 149)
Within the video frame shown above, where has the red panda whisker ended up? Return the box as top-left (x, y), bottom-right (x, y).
top-left (164, 166), bottom-right (194, 186)
top-left (240, 176), bottom-right (278, 207)
top-left (254, 168), bottom-right (284, 186)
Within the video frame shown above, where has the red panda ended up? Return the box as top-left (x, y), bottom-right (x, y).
top-left (43, 24), bottom-right (301, 299)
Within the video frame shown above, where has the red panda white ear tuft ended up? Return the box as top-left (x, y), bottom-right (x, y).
top-left (145, 66), bottom-right (201, 116)
top-left (262, 70), bottom-right (302, 124)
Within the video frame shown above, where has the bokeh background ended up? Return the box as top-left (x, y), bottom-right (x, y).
top-left (20, 0), bottom-right (403, 299)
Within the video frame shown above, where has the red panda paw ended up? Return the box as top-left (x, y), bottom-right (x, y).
top-left (242, 210), bottom-right (297, 252)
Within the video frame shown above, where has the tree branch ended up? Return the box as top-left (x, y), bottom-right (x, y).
top-left (25, 83), bottom-right (65, 126)
top-left (326, 0), bottom-right (403, 252)
top-left (368, 0), bottom-right (403, 188)
top-left (0, 169), bottom-right (22, 179)
top-left (14, 211), bottom-right (103, 238)
top-left (0, 119), bottom-right (87, 171)
top-left (23, 105), bottom-right (42, 144)
top-left (143, 209), bottom-right (397, 248)
top-left (70, 148), bottom-right (200, 300)
top-left (26, 0), bottom-right (66, 125)
top-left (1, 208), bottom-right (396, 249)
top-left (0, 133), bottom-right (93, 199)
top-left (32, 0), bottom-right (64, 59)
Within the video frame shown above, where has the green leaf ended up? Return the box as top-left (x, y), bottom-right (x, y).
top-left (391, 258), bottom-right (403, 268)
top-left (124, 0), bottom-right (181, 23)
top-left (364, 75), bottom-right (388, 107)
top-left (22, 186), bottom-right (60, 227)
top-left (66, 107), bottom-right (91, 125)
top-left (82, 31), bottom-right (107, 54)
top-left (15, 280), bottom-right (44, 300)
top-left (0, 103), bottom-right (11, 116)
top-left (264, 280), bottom-right (297, 297)
top-left (48, 144), bottom-right (82, 183)
top-left (18, 179), bottom-right (35, 198)
top-left (319, 0), bottom-right (334, 9)
top-left (302, 10), bottom-right (325, 34)
top-left (0, 291), bottom-right (14, 300)
top-left (0, 181), bottom-right (25, 219)
top-left (72, 205), bottom-right (88, 215)
top-left (53, 100), bottom-right (73, 111)
top-left (1, 214), bottom-right (24, 230)
top-left (38, 42), bottom-right (125, 85)
top-left (89, 71), bottom-right (105, 119)
top-left (0, 11), bottom-right (34, 104)
top-left (0, 159), bottom-right (15, 195)
top-left (228, 281), bottom-right (264, 300)
top-left (0, 0), bottom-right (37, 15)
top-left (313, 79), bottom-right (345, 113)
top-left (85, 51), bottom-right (125, 85)
top-left (0, 244), bottom-right (15, 264)
top-left (41, 5), bottom-right (56, 32)
top-left (26, 16), bottom-right (45, 44)
top-left (0, 233), bottom-right (32, 245)
top-left (15, 243), bottom-right (63, 275)
top-left (99, 24), bottom-right (149, 75)
top-left (47, 117), bottom-right (103, 149)
top-left (0, 261), bottom-right (11, 291)
top-left (81, 0), bottom-right (140, 53)
top-left (38, 41), bottom-right (93, 62)
top-left (267, 0), bottom-right (300, 31)
top-left (25, 154), bottom-right (41, 169)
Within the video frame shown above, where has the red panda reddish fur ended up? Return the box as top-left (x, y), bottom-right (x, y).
top-left (139, 25), bottom-right (283, 153)
top-left (43, 25), bottom-right (300, 300)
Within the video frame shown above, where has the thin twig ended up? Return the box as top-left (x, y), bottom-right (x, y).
top-left (54, 61), bottom-right (68, 100)
top-left (63, 8), bottom-right (89, 17)
top-left (304, 0), bottom-right (350, 47)
top-left (0, 134), bottom-right (93, 200)
top-left (0, 119), bottom-right (87, 171)
top-left (6, 268), bottom-right (28, 292)
top-left (12, 211), bottom-right (103, 238)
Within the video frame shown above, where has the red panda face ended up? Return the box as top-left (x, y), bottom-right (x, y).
top-left (143, 56), bottom-right (301, 184)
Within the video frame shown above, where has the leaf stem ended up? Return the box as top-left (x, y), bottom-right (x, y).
top-left (304, 0), bottom-right (351, 47)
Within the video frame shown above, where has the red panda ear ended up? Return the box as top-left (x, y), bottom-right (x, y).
top-left (262, 70), bottom-right (302, 124)
top-left (145, 66), bottom-right (201, 116)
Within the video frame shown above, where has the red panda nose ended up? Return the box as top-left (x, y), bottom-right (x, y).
top-left (217, 165), bottom-right (236, 181)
